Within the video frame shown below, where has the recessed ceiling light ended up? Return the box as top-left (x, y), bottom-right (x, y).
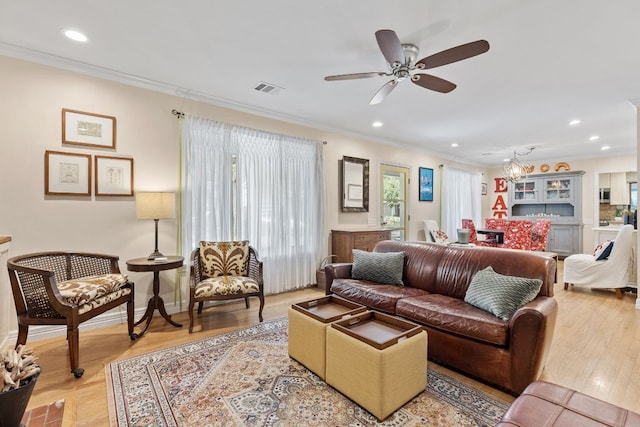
top-left (451, 143), bottom-right (459, 148)
top-left (372, 121), bottom-right (383, 127)
top-left (62, 29), bottom-right (88, 42)
top-left (569, 119), bottom-right (581, 126)
top-left (503, 158), bottom-right (510, 162)
top-left (589, 135), bottom-right (600, 141)
top-left (601, 145), bottom-right (611, 151)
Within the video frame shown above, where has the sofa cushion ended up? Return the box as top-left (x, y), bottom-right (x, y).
top-left (396, 294), bottom-right (509, 346)
top-left (351, 249), bottom-right (405, 285)
top-left (464, 266), bottom-right (542, 321)
top-left (330, 279), bottom-right (429, 314)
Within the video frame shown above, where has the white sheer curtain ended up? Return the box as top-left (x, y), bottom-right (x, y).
top-left (441, 166), bottom-right (482, 240)
top-left (181, 114), bottom-right (325, 294)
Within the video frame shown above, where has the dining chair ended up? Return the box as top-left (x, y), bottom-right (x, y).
top-left (462, 219), bottom-right (497, 247)
top-left (500, 220), bottom-right (533, 250)
top-left (530, 219), bottom-right (552, 251)
top-left (484, 218), bottom-right (507, 230)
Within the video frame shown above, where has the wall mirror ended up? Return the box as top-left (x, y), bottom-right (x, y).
top-left (341, 156), bottom-right (369, 212)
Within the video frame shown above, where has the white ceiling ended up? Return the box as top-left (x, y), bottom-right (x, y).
top-left (1, 0), bottom-right (639, 167)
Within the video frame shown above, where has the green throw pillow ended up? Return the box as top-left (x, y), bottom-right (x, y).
top-left (351, 249), bottom-right (405, 285)
top-left (464, 266), bottom-right (542, 321)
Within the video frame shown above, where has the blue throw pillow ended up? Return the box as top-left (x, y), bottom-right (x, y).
top-left (593, 240), bottom-right (614, 261)
top-left (351, 249), bottom-right (405, 285)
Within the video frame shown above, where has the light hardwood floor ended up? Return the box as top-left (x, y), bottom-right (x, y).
top-left (23, 261), bottom-right (640, 426)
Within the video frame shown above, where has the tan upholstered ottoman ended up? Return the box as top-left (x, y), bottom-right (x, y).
top-left (497, 381), bottom-right (640, 426)
top-left (288, 295), bottom-right (366, 379)
top-left (325, 311), bottom-right (428, 421)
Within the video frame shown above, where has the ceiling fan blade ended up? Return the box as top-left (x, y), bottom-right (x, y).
top-left (369, 79), bottom-right (398, 105)
top-left (411, 74), bottom-right (456, 93)
top-left (324, 72), bottom-right (387, 81)
top-left (375, 29), bottom-right (405, 66)
top-left (416, 40), bottom-right (490, 70)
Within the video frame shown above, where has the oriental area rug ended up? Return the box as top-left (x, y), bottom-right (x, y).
top-left (106, 318), bottom-right (509, 426)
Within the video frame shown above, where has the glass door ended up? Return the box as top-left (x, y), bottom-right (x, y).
top-left (380, 164), bottom-right (409, 241)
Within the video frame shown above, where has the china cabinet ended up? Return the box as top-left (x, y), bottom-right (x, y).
top-left (508, 171), bottom-right (584, 256)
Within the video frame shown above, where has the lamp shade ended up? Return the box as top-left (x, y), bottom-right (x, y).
top-left (136, 192), bottom-right (176, 220)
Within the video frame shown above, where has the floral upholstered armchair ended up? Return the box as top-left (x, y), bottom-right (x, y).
top-left (188, 241), bottom-right (265, 333)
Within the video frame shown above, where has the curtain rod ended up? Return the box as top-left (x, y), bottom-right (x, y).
top-left (171, 109), bottom-right (184, 117)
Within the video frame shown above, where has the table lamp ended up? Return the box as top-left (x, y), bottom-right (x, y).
top-left (136, 192), bottom-right (176, 260)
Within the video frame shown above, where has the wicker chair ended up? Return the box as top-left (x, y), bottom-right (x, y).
top-left (188, 241), bottom-right (264, 333)
top-left (7, 252), bottom-right (135, 378)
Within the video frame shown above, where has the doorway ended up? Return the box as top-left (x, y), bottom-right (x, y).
top-left (380, 164), bottom-right (410, 241)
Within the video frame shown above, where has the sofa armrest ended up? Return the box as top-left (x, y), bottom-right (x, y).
top-left (509, 296), bottom-right (558, 394)
top-left (323, 263), bottom-right (353, 295)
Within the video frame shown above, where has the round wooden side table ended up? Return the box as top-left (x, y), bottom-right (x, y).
top-left (126, 256), bottom-right (184, 337)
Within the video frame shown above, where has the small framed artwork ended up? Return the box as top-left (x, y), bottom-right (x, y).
top-left (481, 182), bottom-right (488, 195)
top-left (45, 150), bottom-right (92, 196)
top-left (95, 155), bottom-right (134, 196)
top-left (62, 108), bottom-right (116, 149)
top-left (418, 167), bottom-right (434, 202)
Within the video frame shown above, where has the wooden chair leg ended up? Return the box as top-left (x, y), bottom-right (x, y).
top-left (258, 294), bottom-right (265, 322)
top-left (245, 297), bottom-right (250, 309)
top-left (564, 282), bottom-right (569, 290)
top-left (67, 325), bottom-right (83, 378)
top-left (197, 301), bottom-right (204, 314)
top-left (615, 288), bottom-right (624, 299)
top-left (189, 299), bottom-right (196, 333)
top-left (15, 324), bottom-right (28, 347)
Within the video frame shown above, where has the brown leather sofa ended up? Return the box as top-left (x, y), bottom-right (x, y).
top-left (324, 240), bottom-right (558, 395)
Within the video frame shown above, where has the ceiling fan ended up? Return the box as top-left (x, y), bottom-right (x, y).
top-left (324, 29), bottom-right (490, 105)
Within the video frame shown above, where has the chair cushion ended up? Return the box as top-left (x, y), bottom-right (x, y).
top-left (351, 249), bottom-right (405, 285)
top-left (593, 240), bottom-right (614, 260)
top-left (77, 288), bottom-right (132, 315)
top-left (199, 241), bottom-right (249, 277)
top-left (194, 276), bottom-right (260, 298)
top-left (464, 266), bottom-right (542, 321)
top-left (57, 273), bottom-right (129, 306)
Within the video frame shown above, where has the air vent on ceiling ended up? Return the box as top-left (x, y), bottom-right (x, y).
top-left (254, 81), bottom-right (283, 95)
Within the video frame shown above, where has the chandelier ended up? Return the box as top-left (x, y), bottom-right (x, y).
top-left (502, 148), bottom-right (534, 183)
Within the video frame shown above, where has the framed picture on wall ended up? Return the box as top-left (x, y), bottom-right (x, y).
top-left (44, 150), bottom-right (92, 196)
top-left (418, 167), bottom-right (433, 202)
top-left (95, 155), bottom-right (134, 196)
top-left (62, 108), bottom-right (116, 149)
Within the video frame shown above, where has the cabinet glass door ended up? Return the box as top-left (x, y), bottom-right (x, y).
top-left (513, 179), bottom-right (538, 201)
top-left (544, 178), bottom-right (573, 201)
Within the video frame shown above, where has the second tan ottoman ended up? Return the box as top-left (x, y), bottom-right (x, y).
top-left (325, 311), bottom-right (428, 421)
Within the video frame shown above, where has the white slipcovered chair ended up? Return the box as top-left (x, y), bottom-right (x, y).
top-left (563, 225), bottom-right (634, 298)
top-left (423, 220), bottom-right (449, 243)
